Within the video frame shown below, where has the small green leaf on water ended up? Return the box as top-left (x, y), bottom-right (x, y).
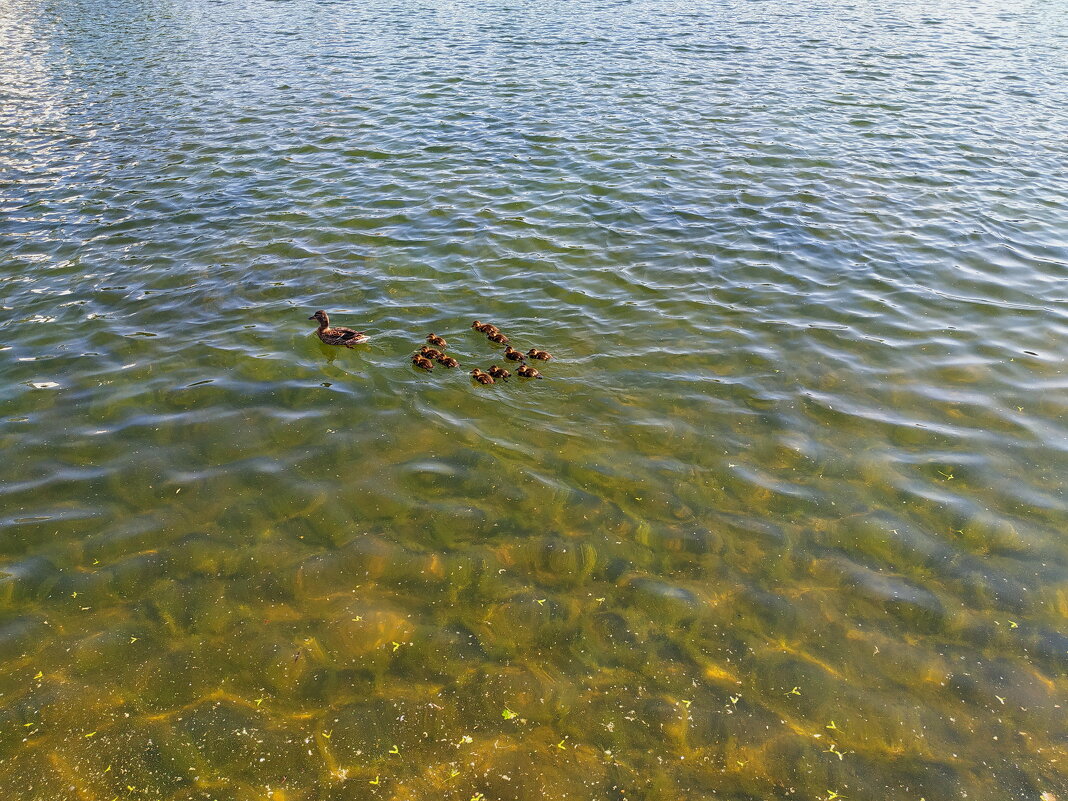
top-left (502, 708), bottom-right (517, 720)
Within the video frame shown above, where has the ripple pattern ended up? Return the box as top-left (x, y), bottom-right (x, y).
top-left (1, 0), bottom-right (1067, 799)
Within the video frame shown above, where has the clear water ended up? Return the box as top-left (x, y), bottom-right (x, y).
top-left (1, 0), bottom-right (1066, 798)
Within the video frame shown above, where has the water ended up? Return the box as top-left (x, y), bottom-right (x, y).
top-left (2, 0), bottom-right (1067, 798)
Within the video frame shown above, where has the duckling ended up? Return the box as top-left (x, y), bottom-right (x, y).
top-left (470, 369), bottom-right (495, 385)
top-left (527, 348), bottom-right (553, 361)
top-left (471, 320), bottom-right (499, 334)
top-left (309, 310), bottom-right (368, 347)
top-left (412, 354), bottom-right (434, 371)
top-left (504, 346), bottom-right (525, 361)
top-left (488, 331), bottom-right (510, 344)
top-left (419, 346), bottom-right (444, 360)
top-left (488, 364), bottom-right (510, 380)
top-left (517, 364), bottom-right (543, 379)
top-left (426, 333), bottom-right (448, 349)
top-left (436, 355), bottom-right (460, 368)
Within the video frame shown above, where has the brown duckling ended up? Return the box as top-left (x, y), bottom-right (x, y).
top-left (488, 364), bottom-right (510, 380)
top-left (503, 345), bottom-right (525, 361)
top-left (470, 369), bottom-right (495, 385)
top-left (419, 346), bottom-right (444, 360)
top-left (472, 320), bottom-right (500, 335)
top-left (487, 331), bottom-right (509, 344)
top-left (309, 310), bottom-right (368, 347)
top-left (436, 355), bottom-right (460, 368)
top-left (426, 333), bottom-right (448, 349)
top-left (527, 348), bottom-right (553, 361)
top-left (517, 364), bottom-right (543, 379)
top-left (412, 354), bottom-right (434, 371)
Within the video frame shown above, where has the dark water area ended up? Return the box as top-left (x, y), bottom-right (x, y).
top-left (1, 0), bottom-right (1067, 799)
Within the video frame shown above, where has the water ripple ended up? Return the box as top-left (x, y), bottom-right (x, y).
top-left (2, 0), bottom-right (1067, 798)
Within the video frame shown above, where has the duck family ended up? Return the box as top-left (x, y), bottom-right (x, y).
top-left (310, 312), bottom-right (555, 385)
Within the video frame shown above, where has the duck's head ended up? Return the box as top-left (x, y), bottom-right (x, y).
top-left (309, 310), bottom-right (329, 325)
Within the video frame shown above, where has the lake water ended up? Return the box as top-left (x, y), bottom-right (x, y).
top-left (1, 0), bottom-right (1067, 798)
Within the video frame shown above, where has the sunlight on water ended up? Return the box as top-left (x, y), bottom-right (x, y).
top-left (1, 0), bottom-right (1066, 799)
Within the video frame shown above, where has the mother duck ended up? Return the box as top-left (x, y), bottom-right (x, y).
top-left (309, 310), bottom-right (368, 347)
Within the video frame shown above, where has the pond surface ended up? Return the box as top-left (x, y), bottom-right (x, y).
top-left (1, 0), bottom-right (1067, 798)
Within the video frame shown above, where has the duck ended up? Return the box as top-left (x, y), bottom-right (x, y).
top-left (488, 365), bottom-right (510, 380)
top-left (503, 346), bottom-right (525, 361)
top-left (472, 321), bottom-right (500, 335)
top-left (412, 354), bottom-right (435, 371)
top-left (517, 364), bottom-right (543, 379)
top-left (436, 355), bottom-right (460, 368)
top-left (470, 369), bottom-right (495, 385)
top-left (426, 333), bottom-right (448, 349)
top-left (419, 346), bottom-right (444, 360)
top-left (527, 348), bottom-right (552, 361)
top-left (488, 331), bottom-right (510, 344)
top-left (309, 310), bottom-right (368, 347)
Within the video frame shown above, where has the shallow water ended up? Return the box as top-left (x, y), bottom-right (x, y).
top-left (2, 0), bottom-right (1067, 798)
